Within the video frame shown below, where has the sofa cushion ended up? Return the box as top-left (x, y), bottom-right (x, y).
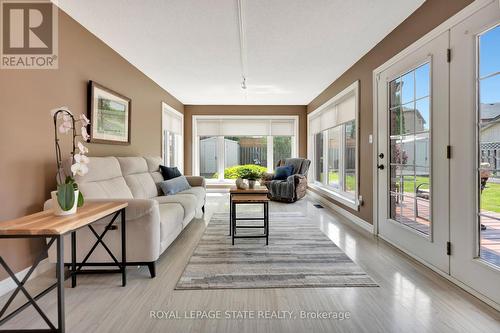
top-left (159, 176), bottom-right (191, 195)
top-left (78, 177), bottom-right (133, 199)
top-left (144, 157), bottom-right (165, 195)
top-left (72, 157), bottom-right (133, 199)
top-left (153, 194), bottom-right (197, 219)
top-left (123, 174), bottom-right (158, 199)
top-left (117, 157), bottom-right (158, 199)
top-left (117, 157), bottom-right (148, 176)
top-left (144, 156), bottom-right (163, 173)
top-left (74, 157), bottom-right (122, 183)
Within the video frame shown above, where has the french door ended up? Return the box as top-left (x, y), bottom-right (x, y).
top-left (376, 0), bottom-right (500, 307)
top-left (377, 30), bottom-right (450, 273)
top-left (449, 1), bottom-right (500, 306)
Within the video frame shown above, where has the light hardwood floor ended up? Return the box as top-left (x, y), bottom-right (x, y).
top-left (2, 193), bottom-right (500, 332)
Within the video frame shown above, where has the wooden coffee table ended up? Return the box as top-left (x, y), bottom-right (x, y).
top-left (229, 186), bottom-right (269, 244)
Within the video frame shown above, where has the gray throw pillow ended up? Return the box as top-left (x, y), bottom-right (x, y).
top-left (159, 176), bottom-right (191, 195)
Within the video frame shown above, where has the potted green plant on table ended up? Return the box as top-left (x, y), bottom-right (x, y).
top-left (238, 165), bottom-right (264, 189)
top-left (50, 107), bottom-right (90, 216)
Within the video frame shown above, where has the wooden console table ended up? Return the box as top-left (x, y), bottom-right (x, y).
top-left (0, 201), bottom-right (128, 333)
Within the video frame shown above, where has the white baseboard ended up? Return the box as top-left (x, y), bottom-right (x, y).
top-left (379, 234), bottom-right (500, 312)
top-left (0, 258), bottom-right (53, 297)
top-left (307, 190), bottom-right (374, 234)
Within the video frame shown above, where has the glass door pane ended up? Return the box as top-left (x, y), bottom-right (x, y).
top-left (223, 136), bottom-right (267, 179)
top-left (273, 136), bottom-right (292, 167)
top-left (199, 136), bottom-right (219, 179)
top-left (388, 62), bottom-right (432, 236)
top-left (168, 132), bottom-right (176, 167)
top-left (344, 120), bottom-right (357, 198)
top-left (478, 25), bottom-right (500, 267)
top-left (327, 126), bottom-right (342, 190)
top-left (315, 132), bottom-right (324, 183)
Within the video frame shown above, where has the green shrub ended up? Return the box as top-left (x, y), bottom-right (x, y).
top-left (224, 164), bottom-right (267, 180)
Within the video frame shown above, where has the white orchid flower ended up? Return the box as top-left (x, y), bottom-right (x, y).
top-left (74, 153), bottom-right (90, 165)
top-left (79, 114), bottom-right (90, 126)
top-left (58, 121), bottom-right (72, 134)
top-left (50, 106), bottom-right (72, 119)
top-left (71, 162), bottom-right (89, 176)
top-left (81, 126), bottom-right (90, 141)
top-left (78, 141), bottom-right (89, 154)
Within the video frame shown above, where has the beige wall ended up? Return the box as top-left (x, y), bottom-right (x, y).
top-left (307, 0), bottom-right (473, 224)
top-left (183, 105), bottom-right (307, 175)
top-left (0, 9), bottom-right (183, 278)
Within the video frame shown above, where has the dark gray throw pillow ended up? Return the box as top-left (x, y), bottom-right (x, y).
top-left (273, 165), bottom-right (294, 180)
top-left (160, 165), bottom-right (182, 180)
top-left (159, 176), bottom-right (191, 195)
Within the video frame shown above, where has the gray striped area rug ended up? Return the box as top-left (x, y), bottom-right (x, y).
top-left (175, 212), bottom-right (378, 290)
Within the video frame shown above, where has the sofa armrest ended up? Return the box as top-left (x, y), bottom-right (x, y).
top-left (288, 174), bottom-right (308, 200)
top-left (186, 176), bottom-right (206, 188)
top-left (261, 172), bottom-right (274, 181)
top-left (260, 173), bottom-right (274, 188)
top-left (287, 173), bottom-right (306, 185)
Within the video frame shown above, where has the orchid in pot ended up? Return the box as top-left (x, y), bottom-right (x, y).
top-left (50, 107), bottom-right (90, 216)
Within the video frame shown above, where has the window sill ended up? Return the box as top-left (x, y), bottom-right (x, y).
top-left (205, 179), bottom-right (235, 183)
top-left (308, 183), bottom-right (359, 211)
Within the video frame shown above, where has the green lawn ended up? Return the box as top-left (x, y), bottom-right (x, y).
top-left (481, 182), bottom-right (500, 213)
top-left (396, 175), bottom-right (500, 214)
top-left (327, 172), bottom-right (356, 192)
top-left (401, 176), bottom-right (430, 193)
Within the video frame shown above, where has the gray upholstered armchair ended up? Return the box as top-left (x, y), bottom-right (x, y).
top-left (260, 158), bottom-right (311, 202)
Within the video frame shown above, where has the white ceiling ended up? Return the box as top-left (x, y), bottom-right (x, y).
top-left (56, 0), bottom-right (425, 105)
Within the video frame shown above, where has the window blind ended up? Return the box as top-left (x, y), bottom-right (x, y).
top-left (163, 111), bottom-right (183, 135)
top-left (310, 92), bottom-right (356, 134)
top-left (196, 118), bottom-right (295, 137)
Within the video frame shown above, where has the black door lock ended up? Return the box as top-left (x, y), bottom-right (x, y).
top-left (378, 153), bottom-right (384, 159)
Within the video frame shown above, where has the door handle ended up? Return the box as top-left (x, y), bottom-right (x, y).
top-left (377, 164), bottom-right (385, 170)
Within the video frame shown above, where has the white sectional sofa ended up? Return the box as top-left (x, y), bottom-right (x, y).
top-left (46, 156), bottom-right (206, 277)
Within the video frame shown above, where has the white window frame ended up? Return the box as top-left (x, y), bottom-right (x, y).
top-left (161, 102), bottom-right (184, 173)
top-left (192, 115), bottom-right (299, 183)
top-left (307, 81), bottom-right (360, 210)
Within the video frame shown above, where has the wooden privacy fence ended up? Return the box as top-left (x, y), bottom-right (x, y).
top-left (239, 146), bottom-right (267, 166)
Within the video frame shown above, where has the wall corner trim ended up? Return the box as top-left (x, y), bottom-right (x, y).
top-left (307, 189), bottom-right (375, 234)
